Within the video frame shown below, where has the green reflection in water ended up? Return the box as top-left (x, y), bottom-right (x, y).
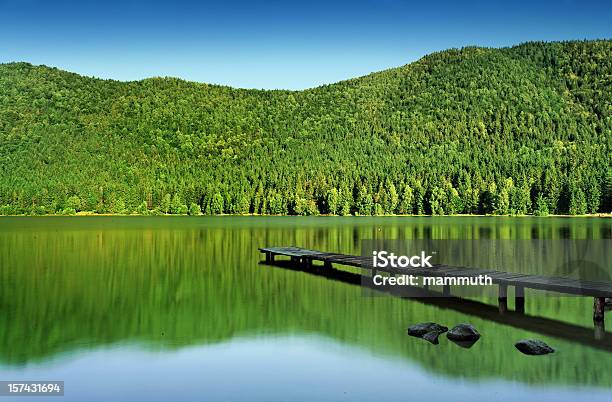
top-left (0, 217), bottom-right (611, 387)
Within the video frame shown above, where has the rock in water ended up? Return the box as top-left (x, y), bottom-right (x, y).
top-left (407, 322), bottom-right (448, 338)
top-left (446, 324), bottom-right (481, 342)
top-left (422, 331), bottom-right (442, 345)
top-left (515, 340), bottom-right (555, 355)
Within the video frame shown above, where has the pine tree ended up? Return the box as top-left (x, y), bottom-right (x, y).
top-left (236, 193), bottom-right (250, 214)
top-left (533, 193), bottom-right (549, 216)
top-left (326, 188), bottom-right (339, 215)
top-left (428, 186), bottom-right (445, 215)
top-left (161, 194), bottom-right (171, 214)
top-left (569, 186), bottom-right (587, 215)
top-left (356, 185), bottom-right (373, 216)
top-left (398, 184), bottom-right (413, 215)
top-left (585, 175), bottom-right (601, 213)
top-left (210, 193), bottom-right (224, 215)
top-left (387, 181), bottom-right (399, 214)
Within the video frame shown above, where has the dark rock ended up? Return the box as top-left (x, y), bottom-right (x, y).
top-left (515, 339), bottom-right (555, 355)
top-left (422, 331), bottom-right (442, 345)
top-left (446, 324), bottom-right (481, 342)
top-left (407, 322), bottom-right (448, 338)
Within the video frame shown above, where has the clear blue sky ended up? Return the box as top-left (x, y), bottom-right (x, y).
top-left (1, 0), bottom-right (610, 89)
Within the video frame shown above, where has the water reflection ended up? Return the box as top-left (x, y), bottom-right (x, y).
top-left (0, 216), bottom-right (611, 394)
top-left (1, 338), bottom-right (611, 402)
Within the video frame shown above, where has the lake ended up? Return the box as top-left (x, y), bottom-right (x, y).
top-left (0, 216), bottom-right (611, 401)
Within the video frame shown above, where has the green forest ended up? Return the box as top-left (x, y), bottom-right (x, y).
top-left (0, 40), bottom-right (610, 216)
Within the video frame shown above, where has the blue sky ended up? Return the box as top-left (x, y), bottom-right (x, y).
top-left (0, 0), bottom-right (610, 89)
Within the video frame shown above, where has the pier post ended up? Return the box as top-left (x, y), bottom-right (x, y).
top-left (265, 252), bottom-right (271, 263)
top-left (324, 261), bottom-right (332, 270)
top-left (443, 284), bottom-right (451, 297)
top-left (515, 286), bottom-right (525, 314)
top-left (498, 284), bottom-right (508, 314)
top-left (594, 320), bottom-right (605, 340)
top-left (594, 297), bottom-right (605, 322)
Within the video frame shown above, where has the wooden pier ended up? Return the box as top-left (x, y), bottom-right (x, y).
top-left (259, 246), bottom-right (611, 326)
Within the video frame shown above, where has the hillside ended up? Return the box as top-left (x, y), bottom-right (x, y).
top-left (0, 40), bottom-right (611, 215)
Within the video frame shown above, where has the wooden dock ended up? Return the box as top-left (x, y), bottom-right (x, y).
top-left (259, 246), bottom-right (611, 326)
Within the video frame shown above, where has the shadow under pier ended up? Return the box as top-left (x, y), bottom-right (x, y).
top-left (261, 259), bottom-right (612, 352)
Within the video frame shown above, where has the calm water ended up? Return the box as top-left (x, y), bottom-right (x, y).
top-left (0, 216), bottom-right (611, 401)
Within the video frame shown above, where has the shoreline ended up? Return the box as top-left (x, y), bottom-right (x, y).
top-left (1, 213), bottom-right (610, 218)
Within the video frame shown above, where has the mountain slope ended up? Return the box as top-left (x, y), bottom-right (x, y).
top-left (0, 40), bottom-right (610, 215)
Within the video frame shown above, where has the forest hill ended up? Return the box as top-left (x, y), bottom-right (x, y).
top-left (0, 40), bottom-right (610, 216)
